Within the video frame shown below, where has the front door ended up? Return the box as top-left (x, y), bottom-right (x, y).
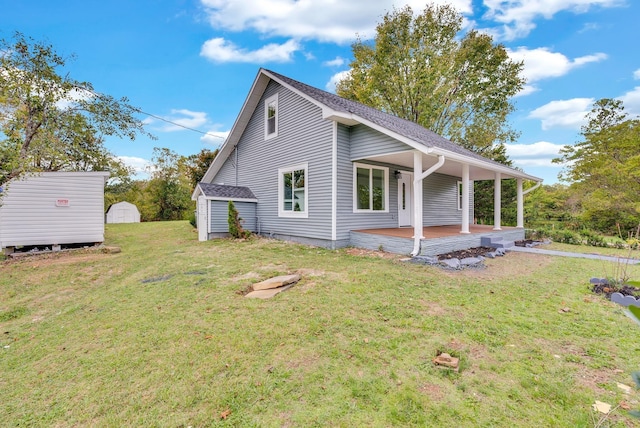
top-left (397, 172), bottom-right (413, 227)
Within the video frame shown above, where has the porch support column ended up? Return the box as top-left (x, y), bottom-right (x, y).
top-left (516, 178), bottom-right (524, 228)
top-left (413, 151), bottom-right (425, 242)
top-left (411, 151), bottom-right (445, 256)
top-left (493, 172), bottom-right (502, 231)
top-left (460, 163), bottom-right (470, 234)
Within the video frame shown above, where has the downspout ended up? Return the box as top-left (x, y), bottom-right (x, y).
top-left (412, 154), bottom-right (445, 256)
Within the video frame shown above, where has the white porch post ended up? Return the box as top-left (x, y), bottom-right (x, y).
top-left (516, 178), bottom-right (524, 228)
top-left (460, 163), bottom-right (470, 234)
top-left (413, 150), bottom-right (424, 241)
top-left (493, 172), bottom-right (502, 231)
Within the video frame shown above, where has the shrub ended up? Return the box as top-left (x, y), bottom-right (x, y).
top-left (228, 201), bottom-right (250, 239)
top-left (578, 229), bottom-right (607, 247)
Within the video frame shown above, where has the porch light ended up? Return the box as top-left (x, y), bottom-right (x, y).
top-left (394, 170), bottom-right (402, 180)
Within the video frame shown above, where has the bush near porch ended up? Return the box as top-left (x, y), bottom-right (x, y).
top-left (2, 221), bottom-right (640, 427)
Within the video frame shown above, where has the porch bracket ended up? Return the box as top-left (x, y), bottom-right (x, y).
top-left (412, 153), bottom-right (445, 256)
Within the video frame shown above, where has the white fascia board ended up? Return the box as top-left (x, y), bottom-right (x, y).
top-left (204, 196), bottom-right (258, 203)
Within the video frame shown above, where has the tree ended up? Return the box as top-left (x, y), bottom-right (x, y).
top-left (145, 147), bottom-right (192, 221)
top-left (0, 32), bottom-right (150, 188)
top-left (185, 148), bottom-right (218, 190)
top-left (554, 99), bottom-right (640, 233)
top-left (336, 4), bottom-right (524, 157)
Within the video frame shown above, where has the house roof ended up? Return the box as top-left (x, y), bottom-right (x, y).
top-left (200, 68), bottom-right (542, 184)
top-left (195, 183), bottom-right (257, 202)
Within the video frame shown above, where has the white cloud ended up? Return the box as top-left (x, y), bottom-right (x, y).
top-left (145, 109), bottom-right (210, 132)
top-left (528, 98), bottom-right (594, 130)
top-left (514, 84), bottom-right (539, 97)
top-left (508, 47), bottom-right (606, 83)
top-left (634, 69), bottom-right (640, 80)
top-left (482, 0), bottom-right (623, 40)
top-left (118, 156), bottom-right (151, 176)
top-left (505, 141), bottom-right (564, 166)
top-left (619, 86), bottom-right (640, 116)
top-left (200, 37), bottom-right (300, 63)
top-left (323, 57), bottom-right (346, 67)
top-left (200, 129), bottom-right (230, 146)
top-left (325, 70), bottom-right (351, 92)
top-left (199, 0), bottom-right (472, 44)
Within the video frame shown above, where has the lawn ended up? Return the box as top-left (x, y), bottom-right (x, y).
top-left (2, 221), bottom-right (640, 427)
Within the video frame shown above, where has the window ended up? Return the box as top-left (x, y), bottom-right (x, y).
top-left (278, 163), bottom-right (308, 218)
top-left (265, 94), bottom-right (278, 139)
top-left (353, 163), bottom-right (388, 212)
top-left (457, 181), bottom-right (463, 210)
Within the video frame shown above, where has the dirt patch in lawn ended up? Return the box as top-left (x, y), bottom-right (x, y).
top-left (345, 248), bottom-right (400, 260)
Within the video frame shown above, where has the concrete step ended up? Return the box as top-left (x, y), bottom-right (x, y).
top-left (480, 236), bottom-right (514, 249)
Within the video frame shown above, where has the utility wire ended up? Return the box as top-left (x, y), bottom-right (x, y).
top-left (133, 108), bottom-right (225, 139)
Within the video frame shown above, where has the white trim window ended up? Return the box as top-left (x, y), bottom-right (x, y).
top-left (353, 163), bottom-right (388, 212)
top-left (457, 180), bottom-right (463, 210)
top-left (278, 163), bottom-right (308, 218)
top-left (264, 94), bottom-right (278, 139)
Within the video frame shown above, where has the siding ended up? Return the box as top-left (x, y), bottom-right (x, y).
top-left (211, 81), bottom-right (334, 241)
top-left (210, 200), bottom-right (257, 233)
top-left (350, 124), bottom-right (410, 160)
top-left (0, 172), bottom-right (108, 248)
top-left (423, 173), bottom-right (473, 226)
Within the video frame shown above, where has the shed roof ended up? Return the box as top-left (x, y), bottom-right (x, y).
top-left (196, 183), bottom-right (257, 201)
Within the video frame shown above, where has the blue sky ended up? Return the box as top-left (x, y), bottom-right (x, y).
top-left (2, 0), bottom-right (639, 184)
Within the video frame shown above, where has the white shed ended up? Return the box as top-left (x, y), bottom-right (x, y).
top-left (105, 201), bottom-right (140, 223)
top-left (0, 171), bottom-right (110, 252)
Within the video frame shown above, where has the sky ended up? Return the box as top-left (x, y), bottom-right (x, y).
top-left (1, 0), bottom-right (639, 184)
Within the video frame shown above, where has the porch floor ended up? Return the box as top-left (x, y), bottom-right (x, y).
top-left (353, 224), bottom-right (515, 239)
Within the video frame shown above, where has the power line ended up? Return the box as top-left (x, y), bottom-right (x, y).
top-left (133, 109), bottom-right (226, 139)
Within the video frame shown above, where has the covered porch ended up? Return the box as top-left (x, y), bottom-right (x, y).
top-left (350, 225), bottom-right (524, 257)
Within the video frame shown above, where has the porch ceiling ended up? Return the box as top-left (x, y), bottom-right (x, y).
top-left (361, 151), bottom-right (529, 181)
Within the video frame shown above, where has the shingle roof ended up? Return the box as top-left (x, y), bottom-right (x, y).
top-left (265, 69), bottom-right (506, 168)
top-left (198, 183), bottom-right (257, 201)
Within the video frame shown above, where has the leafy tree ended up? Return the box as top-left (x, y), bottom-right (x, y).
top-left (0, 32), bottom-right (150, 189)
top-left (554, 99), bottom-right (640, 233)
top-left (145, 147), bottom-right (192, 221)
top-left (336, 4), bottom-right (524, 157)
top-left (185, 148), bottom-right (218, 190)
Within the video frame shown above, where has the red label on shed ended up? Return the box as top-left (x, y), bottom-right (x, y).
top-left (56, 199), bottom-right (70, 207)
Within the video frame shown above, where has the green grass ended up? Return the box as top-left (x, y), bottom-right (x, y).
top-left (2, 221), bottom-right (640, 427)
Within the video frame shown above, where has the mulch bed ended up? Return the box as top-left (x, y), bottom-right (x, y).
top-left (592, 283), bottom-right (640, 299)
top-left (438, 247), bottom-right (495, 260)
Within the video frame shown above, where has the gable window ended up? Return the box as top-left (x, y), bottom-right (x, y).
top-left (278, 163), bottom-right (308, 218)
top-left (457, 181), bottom-right (463, 210)
top-left (353, 163), bottom-right (388, 212)
top-left (265, 94), bottom-right (278, 139)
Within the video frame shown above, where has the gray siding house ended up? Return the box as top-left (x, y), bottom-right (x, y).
top-left (192, 69), bottom-right (542, 256)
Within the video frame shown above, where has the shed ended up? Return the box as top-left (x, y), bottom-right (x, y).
top-left (0, 171), bottom-right (110, 253)
top-left (105, 201), bottom-right (141, 223)
top-left (192, 183), bottom-right (258, 241)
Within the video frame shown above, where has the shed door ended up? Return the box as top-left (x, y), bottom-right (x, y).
top-left (197, 196), bottom-right (208, 241)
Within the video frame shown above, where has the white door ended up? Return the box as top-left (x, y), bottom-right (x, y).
top-left (397, 172), bottom-right (413, 227)
top-left (197, 196), bottom-right (208, 241)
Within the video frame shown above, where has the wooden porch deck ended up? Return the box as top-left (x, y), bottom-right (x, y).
top-left (353, 224), bottom-right (511, 239)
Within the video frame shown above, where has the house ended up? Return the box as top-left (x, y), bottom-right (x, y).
top-left (192, 69), bottom-right (542, 256)
top-left (0, 171), bottom-right (110, 254)
top-left (106, 201), bottom-right (141, 224)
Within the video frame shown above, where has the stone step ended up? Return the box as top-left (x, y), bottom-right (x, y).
top-left (480, 236), bottom-right (514, 249)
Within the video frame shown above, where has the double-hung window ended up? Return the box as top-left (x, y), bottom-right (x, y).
top-left (353, 163), bottom-right (388, 212)
top-left (265, 94), bottom-right (278, 139)
top-left (278, 163), bottom-right (308, 218)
